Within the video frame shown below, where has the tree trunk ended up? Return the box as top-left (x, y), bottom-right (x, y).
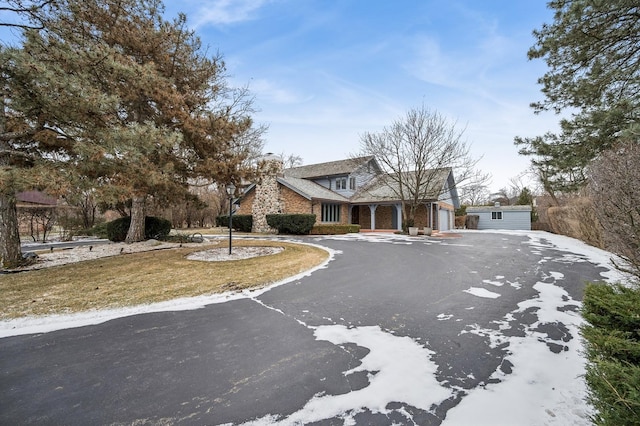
top-left (125, 195), bottom-right (146, 243)
top-left (0, 192), bottom-right (23, 268)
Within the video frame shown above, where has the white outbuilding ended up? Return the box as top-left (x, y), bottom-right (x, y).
top-left (466, 203), bottom-right (532, 231)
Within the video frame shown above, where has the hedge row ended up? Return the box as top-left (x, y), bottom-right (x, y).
top-left (581, 283), bottom-right (640, 424)
top-left (106, 216), bottom-right (171, 242)
top-left (266, 214), bottom-right (316, 235)
top-left (216, 215), bottom-right (253, 232)
top-left (310, 224), bottom-right (361, 235)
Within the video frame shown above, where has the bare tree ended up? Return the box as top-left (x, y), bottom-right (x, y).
top-left (589, 138), bottom-right (640, 282)
top-left (279, 152), bottom-right (303, 169)
top-left (459, 175), bottom-right (491, 206)
top-left (0, 0), bottom-right (56, 30)
top-left (359, 105), bottom-right (488, 225)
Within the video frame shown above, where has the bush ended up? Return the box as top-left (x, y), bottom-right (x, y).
top-left (266, 214), bottom-right (316, 235)
top-left (216, 215), bottom-right (253, 232)
top-left (84, 222), bottom-right (109, 239)
top-left (310, 224), bottom-right (360, 235)
top-left (581, 283), bottom-right (640, 424)
top-left (145, 216), bottom-right (172, 240)
top-left (106, 216), bottom-right (171, 242)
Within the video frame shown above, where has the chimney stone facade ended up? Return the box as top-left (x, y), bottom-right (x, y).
top-left (252, 154), bottom-right (284, 233)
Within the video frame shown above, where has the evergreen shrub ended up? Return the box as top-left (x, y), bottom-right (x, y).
top-left (581, 283), bottom-right (640, 424)
top-left (106, 216), bottom-right (171, 242)
top-left (84, 222), bottom-right (109, 239)
top-left (266, 214), bottom-right (316, 235)
top-left (216, 215), bottom-right (253, 232)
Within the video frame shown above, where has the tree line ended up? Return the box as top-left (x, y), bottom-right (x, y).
top-left (1, 0), bottom-right (264, 268)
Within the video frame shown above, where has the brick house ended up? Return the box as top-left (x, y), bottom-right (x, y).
top-left (236, 154), bottom-right (460, 233)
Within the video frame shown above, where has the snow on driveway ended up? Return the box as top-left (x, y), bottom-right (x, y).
top-left (2, 231), bottom-right (626, 424)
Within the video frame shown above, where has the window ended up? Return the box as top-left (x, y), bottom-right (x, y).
top-left (336, 178), bottom-right (347, 190)
top-left (491, 211), bottom-right (503, 220)
top-left (322, 203), bottom-right (341, 222)
top-left (349, 177), bottom-right (356, 190)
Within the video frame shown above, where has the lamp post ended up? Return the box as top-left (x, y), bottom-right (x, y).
top-left (226, 183), bottom-right (236, 255)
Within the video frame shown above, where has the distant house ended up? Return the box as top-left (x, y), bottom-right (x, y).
top-left (16, 191), bottom-right (60, 236)
top-left (236, 155), bottom-right (460, 233)
top-left (466, 203), bottom-right (532, 231)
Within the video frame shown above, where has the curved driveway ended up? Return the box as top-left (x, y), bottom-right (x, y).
top-left (0, 232), bottom-right (610, 425)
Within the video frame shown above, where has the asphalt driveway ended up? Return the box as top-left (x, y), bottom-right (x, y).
top-left (0, 231), bottom-right (611, 425)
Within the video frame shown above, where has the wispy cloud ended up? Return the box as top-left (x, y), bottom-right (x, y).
top-left (249, 78), bottom-right (312, 105)
top-left (192, 0), bottom-right (271, 27)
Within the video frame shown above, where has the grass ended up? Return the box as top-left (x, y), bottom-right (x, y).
top-left (0, 240), bottom-right (329, 320)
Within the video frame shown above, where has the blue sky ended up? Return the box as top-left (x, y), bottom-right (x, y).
top-left (1, 0), bottom-right (560, 193)
top-left (164, 0), bottom-right (559, 192)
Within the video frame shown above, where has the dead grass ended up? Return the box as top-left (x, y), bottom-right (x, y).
top-left (0, 240), bottom-right (328, 320)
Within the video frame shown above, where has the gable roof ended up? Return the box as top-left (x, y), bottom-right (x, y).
top-left (240, 178), bottom-right (349, 203)
top-left (284, 156), bottom-right (378, 179)
top-left (278, 177), bottom-right (349, 202)
top-left (350, 168), bottom-right (455, 204)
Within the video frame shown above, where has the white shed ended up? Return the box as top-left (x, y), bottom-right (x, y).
top-left (466, 204), bottom-right (532, 231)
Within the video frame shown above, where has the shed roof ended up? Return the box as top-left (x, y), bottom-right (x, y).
top-left (467, 205), bottom-right (532, 212)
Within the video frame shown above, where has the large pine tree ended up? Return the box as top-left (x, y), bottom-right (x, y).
top-left (515, 0), bottom-right (640, 196)
top-left (1, 0), bottom-right (261, 266)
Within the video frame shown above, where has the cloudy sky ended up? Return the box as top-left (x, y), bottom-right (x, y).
top-left (163, 0), bottom-right (560, 192)
top-left (1, 0), bottom-right (561, 193)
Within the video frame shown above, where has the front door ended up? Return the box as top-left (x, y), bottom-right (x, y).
top-left (351, 206), bottom-right (360, 225)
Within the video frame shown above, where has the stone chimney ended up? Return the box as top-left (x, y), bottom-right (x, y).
top-left (252, 153), bottom-right (284, 233)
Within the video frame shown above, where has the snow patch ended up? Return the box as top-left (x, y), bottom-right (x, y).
top-left (243, 325), bottom-right (453, 425)
top-left (464, 287), bottom-right (501, 299)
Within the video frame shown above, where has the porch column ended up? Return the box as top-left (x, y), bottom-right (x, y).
top-left (394, 203), bottom-right (402, 231)
top-left (368, 204), bottom-right (378, 230)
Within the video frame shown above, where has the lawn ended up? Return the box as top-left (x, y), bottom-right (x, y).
top-left (0, 239), bottom-right (329, 320)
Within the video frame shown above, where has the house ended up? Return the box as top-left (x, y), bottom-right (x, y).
top-left (466, 203), bottom-right (532, 231)
top-left (16, 191), bottom-right (60, 236)
top-left (236, 154), bottom-right (460, 233)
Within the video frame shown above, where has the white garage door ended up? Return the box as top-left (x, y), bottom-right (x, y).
top-left (439, 209), bottom-right (450, 231)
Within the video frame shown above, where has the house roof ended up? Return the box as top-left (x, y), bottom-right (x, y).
top-left (350, 168), bottom-right (454, 204)
top-left (284, 156), bottom-right (377, 179)
top-left (16, 191), bottom-right (58, 206)
top-left (278, 177), bottom-right (349, 202)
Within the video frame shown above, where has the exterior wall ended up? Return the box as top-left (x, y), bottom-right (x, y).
top-left (469, 209), bottom-right (532, 230)
top-left (236, 189), bottom-right (255, 215)
top-left (312, 177), bottom-right (331, 190)
top-left (357, 205), bottom-right (397, 229)
top-left (280, 186), bottom-right (312, 215)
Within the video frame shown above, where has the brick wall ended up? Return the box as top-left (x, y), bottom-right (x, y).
top-left (281, 186), bottom-right (312, 215)
top-left (357, 205), bottom-right (395, 229)
top-left (236, 190), bottom-right (255, 215)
